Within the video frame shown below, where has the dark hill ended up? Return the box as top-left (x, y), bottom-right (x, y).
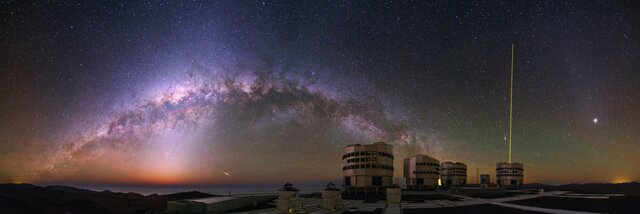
top-left (0, 183), bottom-right (216, 214)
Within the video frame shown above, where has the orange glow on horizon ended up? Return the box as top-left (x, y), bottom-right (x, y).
top-left (612, 177), bottom-right (631, 184)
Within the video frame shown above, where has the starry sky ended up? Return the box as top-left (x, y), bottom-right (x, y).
top-left (1, 1), bottom-right (639, 186)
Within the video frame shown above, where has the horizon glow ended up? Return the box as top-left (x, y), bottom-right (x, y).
top-left (1, 1), bottom-right (639, 186)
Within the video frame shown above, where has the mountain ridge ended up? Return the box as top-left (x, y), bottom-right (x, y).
top-left (0, 183), bottom-right (216, 214)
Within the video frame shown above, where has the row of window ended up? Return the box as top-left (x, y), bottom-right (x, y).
top-left (497, 167), bottom-right (524, 171)
top-left (498, 171), bottom-right (523, 175)
top-left (416, 162), bottom-right (440, 167)
top-left (342, 164), bottom-right (394, 171)
top-left (345, 157), bottom-right (383, 163)
top-left (441, 174), bottom-right (467, 177)
top-left (496, 174), bottom-right (524, 177)
top-left (497, 180), bottom-right (520, 185)
top-left (442, 170), bottom-right (466, 174)
top-left (342, 151), bottom-right (394, 160)
top-left (442, 167), bottom-right (466, 171)
top-left (413, 171), bottom-right (439, 175)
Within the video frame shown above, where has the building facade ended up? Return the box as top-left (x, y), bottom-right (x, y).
top-left (342, 142), bottom-right (394, 195)
top-left (480, 174), bottom-right (490, 188)
top-left (403, 155), bottom-right (440, 191)
top-left (440, 162), bottom-right (467, 187)
top-left (496, 162), bottom-right (524, 189)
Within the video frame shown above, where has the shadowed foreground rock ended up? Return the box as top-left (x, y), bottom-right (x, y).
top-left (0, 183), bottom-right (216, 214)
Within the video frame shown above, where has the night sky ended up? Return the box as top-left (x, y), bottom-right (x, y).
top-left (1, 1), bottom-right (639, 186)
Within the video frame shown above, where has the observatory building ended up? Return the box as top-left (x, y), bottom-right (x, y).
top-left (342, 142), bottom-right (394, 195)
top-left (496, 162), bottom-right (524, 189)
top-left (403, 155), bottom-right (440, 191)
top-left (480, 174), bottom-right (490, 188)
top-left (439, 161), bottom-right (467, 187)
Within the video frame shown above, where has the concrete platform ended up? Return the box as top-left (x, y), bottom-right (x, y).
top-left (167, 195), bottom-right (277, 213)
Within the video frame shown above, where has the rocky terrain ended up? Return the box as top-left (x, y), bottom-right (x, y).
top-left (0, 183), bottom-right (215, 214)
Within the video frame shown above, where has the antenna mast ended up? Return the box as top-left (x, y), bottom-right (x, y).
top-left (509, 43), bottom-right (514, 163)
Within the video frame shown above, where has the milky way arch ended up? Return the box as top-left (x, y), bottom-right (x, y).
top-left (35, 64), bottom-right (433, 184)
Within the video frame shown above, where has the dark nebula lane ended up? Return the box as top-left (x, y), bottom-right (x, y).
top-left (0, 1), bottom-right (639, 186)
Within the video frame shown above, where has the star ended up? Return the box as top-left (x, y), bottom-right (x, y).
top-left (0, 0), bottom-right (638, 186)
